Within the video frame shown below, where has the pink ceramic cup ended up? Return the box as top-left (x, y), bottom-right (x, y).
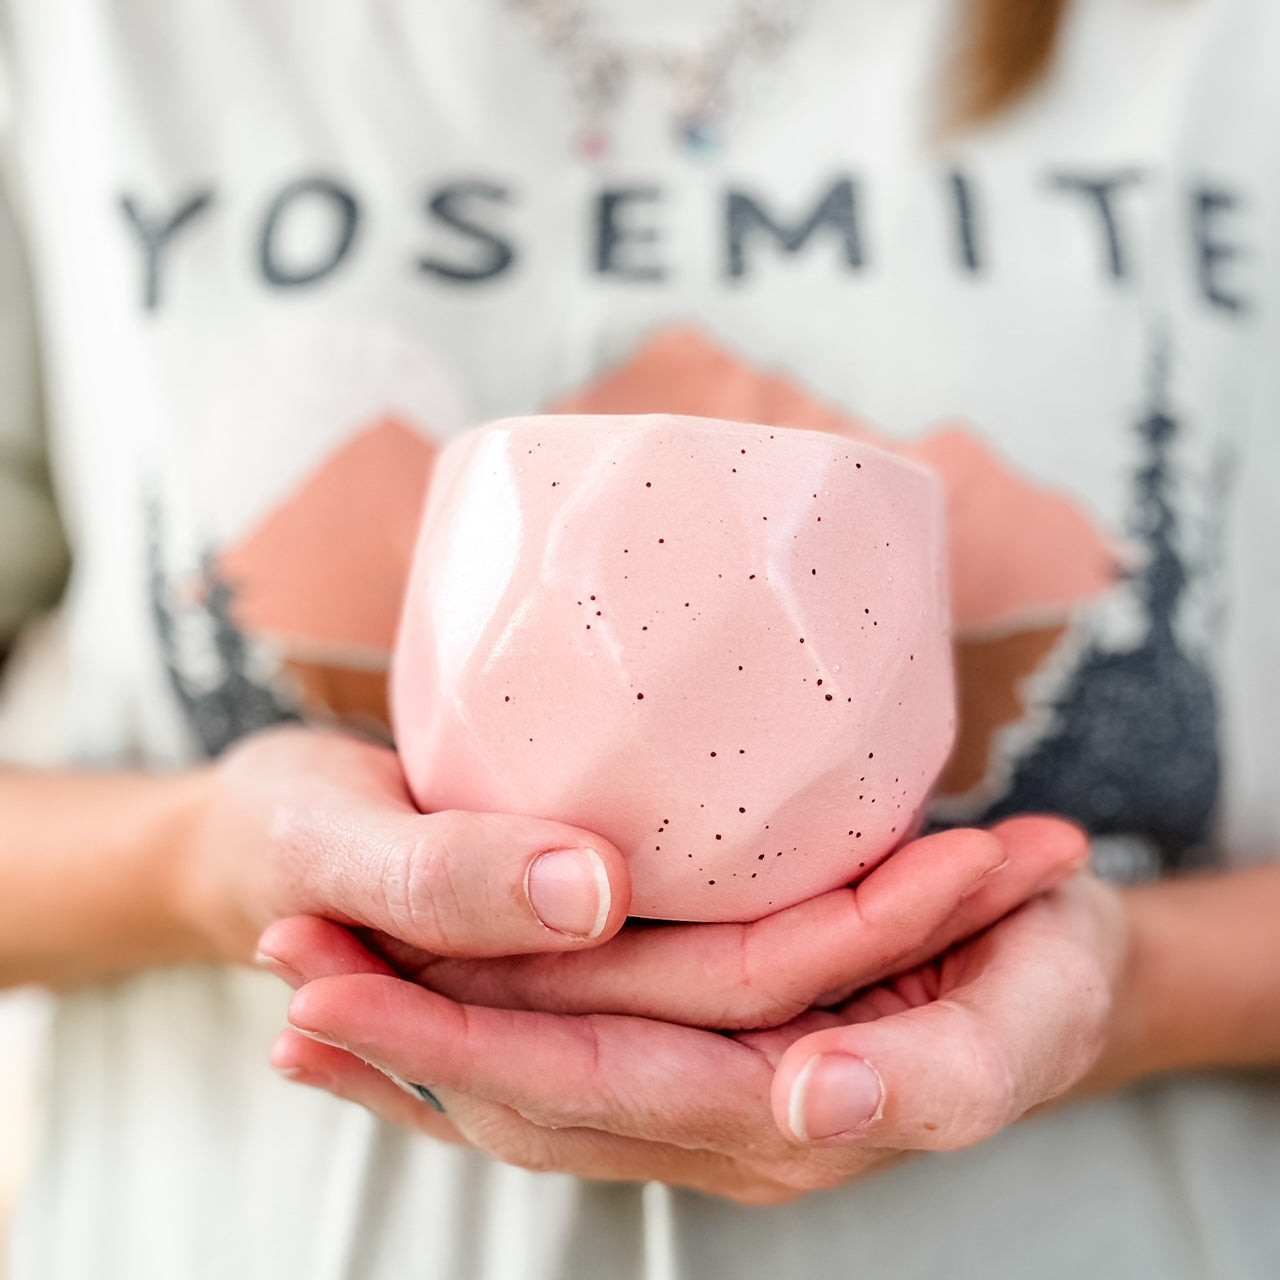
top-left (392, 414), bottom-right (955, 923)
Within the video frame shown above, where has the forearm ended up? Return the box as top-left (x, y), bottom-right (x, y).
top-left (0, 766), bottom-right (216, 990)
top-left (1087, 861), bottom-right (1280, 1092)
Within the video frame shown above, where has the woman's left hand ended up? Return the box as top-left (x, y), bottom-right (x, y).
top-left (267, 871), bottom-right (1128, 1205)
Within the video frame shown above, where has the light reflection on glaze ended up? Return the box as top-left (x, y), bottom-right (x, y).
top-left (428, 430), bottom-right (524, 691)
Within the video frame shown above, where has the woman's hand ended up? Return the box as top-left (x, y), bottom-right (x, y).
top-left (768, 874), bottom-right (1126, 1146)
top-left (261, 827), bottom-right (1124, 1205)
top-left (174, 726), bottom-right (632, 965)
top-left (262, 817), bottom-right (1087, 1032)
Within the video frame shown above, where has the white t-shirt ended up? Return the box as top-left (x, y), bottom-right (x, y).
top-left (2, 0), bottom-right (1280, 1275)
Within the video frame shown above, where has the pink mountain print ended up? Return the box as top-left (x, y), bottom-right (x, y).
top-left (216, 416), bottom-right (438, 729)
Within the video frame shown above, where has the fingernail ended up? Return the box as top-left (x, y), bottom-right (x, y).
top-left (255, 950), bottom-right (305, 989)
top-left (960, 858), bottom-right (1010, 899)
top-left (789, 1053), bottom-right (885, 1142)
top-left (274, 1064), bottom-right (335, 1092)
top-left (291, 1026), bottom-right (346, 1050)
top-left (526, 847), bottom-right (611, 939)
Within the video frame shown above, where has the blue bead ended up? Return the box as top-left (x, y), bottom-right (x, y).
top-left (681, 121), bottom-right (723, 155)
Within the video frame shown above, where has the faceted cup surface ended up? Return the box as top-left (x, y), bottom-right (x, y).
top-left (392, 414), bottom-right (955, 922)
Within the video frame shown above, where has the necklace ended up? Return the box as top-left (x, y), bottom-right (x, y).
top-left (508, 0), bottom-right (812, 160)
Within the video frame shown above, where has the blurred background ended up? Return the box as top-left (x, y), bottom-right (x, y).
top-left (0, 990), bottom-right (48, 1280)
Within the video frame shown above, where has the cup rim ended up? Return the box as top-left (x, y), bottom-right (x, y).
top-left (475, 413), bottom-right (940, 486)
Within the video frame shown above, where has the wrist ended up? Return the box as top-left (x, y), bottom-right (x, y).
top-left (1082, 864), bottom-right (1280, 1095)
top-left (165, 758), bottom-right (278, 968)
top-left (156, 763), bottom-right (238, 967)
top-left (1080, 880), bottom-right (1167, 1094)
top-left (0, 764), bottom-right (229, 990)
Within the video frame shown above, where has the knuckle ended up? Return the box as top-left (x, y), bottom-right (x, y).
top-left (499, 1019), bottom-right (609, 1134)
top-left (556, 1016), bottom-right (615, 1125)
top-left (847, 880), bottom-right (896, 934)
top-left (733, 928), bottom-right (817, 1031)
top-left (375, 845), bottom-right (417, 936)
top-left (391, 821), bottom-right (469, 950)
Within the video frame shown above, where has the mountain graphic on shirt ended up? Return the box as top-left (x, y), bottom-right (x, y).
top-left (148, 417), bottom-right (437, 753)
top-left (216, 416), bottom-right (438, 732)
top-left (149, 326), bottom-right (1121, 789)
top-left (148, 519), bottom-right (302, 758)
top-left (146, 324), bottom-right (1222, 874)
top-left (976, 351), bottom-right (1222, 872)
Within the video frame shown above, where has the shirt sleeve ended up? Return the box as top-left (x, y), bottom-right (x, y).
top-left (1219, 351), bottom-right (1280, 859)
top-left (0, 39), bottom-right (69, 643)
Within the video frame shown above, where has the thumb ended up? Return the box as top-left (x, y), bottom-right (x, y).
top-left (298, 807), bottom-right (632, 956)
top-left (771, 890), bottom-right (1113, 1150)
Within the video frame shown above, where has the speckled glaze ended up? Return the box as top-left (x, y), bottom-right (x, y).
top-left (392, 415), bottom-right (955, 922)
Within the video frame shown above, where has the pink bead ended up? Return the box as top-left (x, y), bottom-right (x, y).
top-left (578, 129), bottom-right (610, 159)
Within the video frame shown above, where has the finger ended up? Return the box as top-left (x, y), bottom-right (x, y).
top-left (811, 815), bottom-right (1090, 1006)
top-left (295, 806), bottom-right (632, 957)
top-left (288, 974), bottom-right (780, 1154)
top-left (269, 1028), bottom-right (467, 1143)
top-left (772, 880), bottom-right (1118, 1152)
top-left (256, 916), bottom-right (396, 989)
top-left (274, 1020), bottom-right (826, 1205)
top-left (393, 827), bottom-right (1008, 1029)
top-left (257, 916), bottom-right (395, 990)
top-left (449, 1090), bottom-right (803, 1204)
top-left (964, 815), bottom-right (1090, 918)
top-left (272, 822), bottom-right (1081, 1032)
top-left (441, 1088), bottom-right (798, 1202)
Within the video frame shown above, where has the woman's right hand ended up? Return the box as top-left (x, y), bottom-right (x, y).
top-left (175, 727), bottom-right (633, 967)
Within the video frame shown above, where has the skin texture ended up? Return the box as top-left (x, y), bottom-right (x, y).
top-left (181, 728), bottom-right (642, 963)
top-left (263, 836), bottom-right (1280, 1207)
top-left (282, 819), bottom-right (1086, 1031)
top-left (0, 728), bottom-right (633, 988)
top-left (8, 724), bottom-right (1280, 1208)
top-left (259, 816), bottom-right (1103, 1205)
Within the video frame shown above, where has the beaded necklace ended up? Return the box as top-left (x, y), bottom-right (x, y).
top-left (508, 0), bottom-right (814, 159)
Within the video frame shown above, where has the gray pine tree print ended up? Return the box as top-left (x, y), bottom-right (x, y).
top-left (148, 503), bottom-right (300, 758)
top-left (978, 355), bottom-right (1221, 873)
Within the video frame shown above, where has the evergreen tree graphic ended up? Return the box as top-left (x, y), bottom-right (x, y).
top-left (148, 503), bottom-right (301, 758)
top-left (978, 349), bottom-right (1220, 872)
